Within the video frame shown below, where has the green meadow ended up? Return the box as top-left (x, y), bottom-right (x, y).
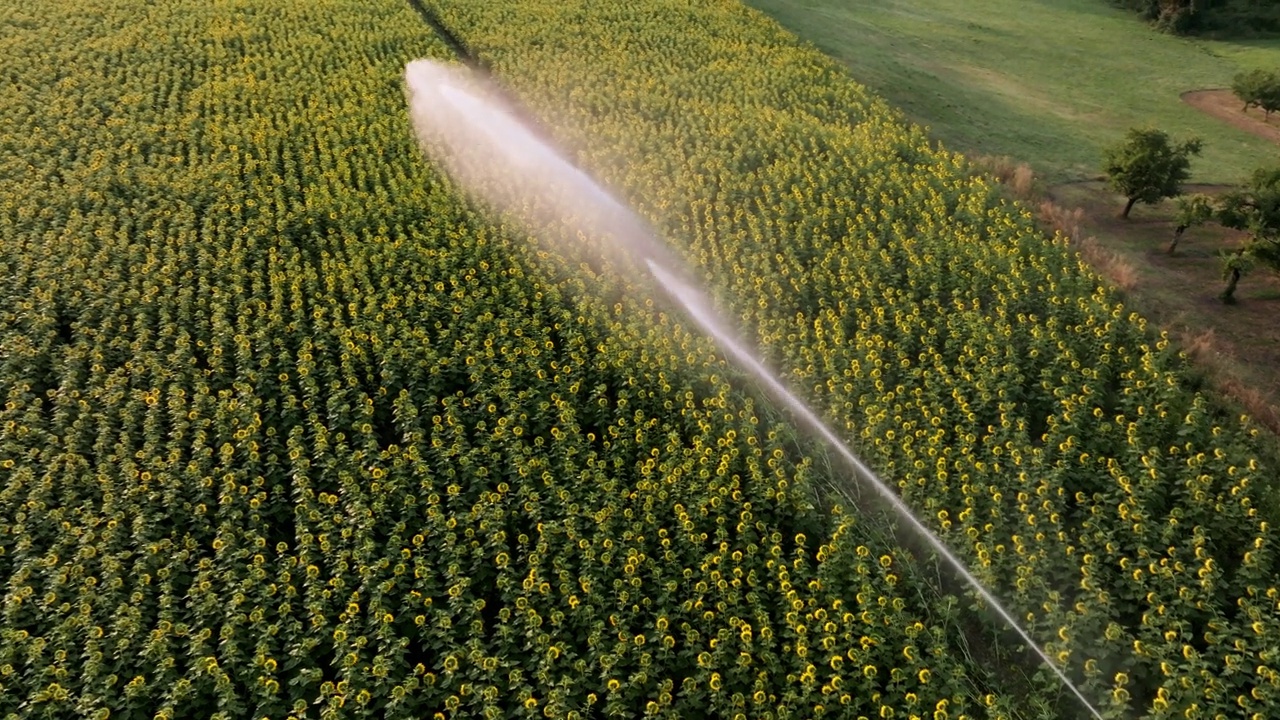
top-left (746, 0), bottom-right (1280, 183)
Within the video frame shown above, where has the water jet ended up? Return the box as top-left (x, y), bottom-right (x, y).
top-left (404, 58), bottom-right (1104, 720)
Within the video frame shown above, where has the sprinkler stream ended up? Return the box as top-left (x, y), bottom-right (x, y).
top-left (404, 58), bottom-right (1105, 720)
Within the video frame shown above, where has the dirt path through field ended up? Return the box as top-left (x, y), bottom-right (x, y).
top-left (1182, 89), bottom-right (1280, 145)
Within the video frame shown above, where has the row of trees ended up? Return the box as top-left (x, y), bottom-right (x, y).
top-left (1103, 127), bottom-right (1280, 302)
top-left (1113, 0), bottom-right (1280, 35)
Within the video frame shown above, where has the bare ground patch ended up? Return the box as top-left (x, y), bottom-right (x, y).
top-left (1182, 88), bottom-right (1280, 145)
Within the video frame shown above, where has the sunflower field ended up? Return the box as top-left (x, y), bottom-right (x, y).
top-left (2, 0), bottom-right (1277, 719)
top-left (415, 0), bottom-right (1280, 717)
top-left (0, 0), bottom-right (1053, 718)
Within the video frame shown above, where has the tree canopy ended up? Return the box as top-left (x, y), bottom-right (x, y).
top-left (1102, 127), bottom-right (1202, 219)
top-left (1212, 167), bottom-right (1280, 302)
top-left (1232, 69), bottom-right (1280, 119)
top-left (1169, 193), bottom-right (1216, 254)
top-left (1219, 166), bottom-right (1280, 242)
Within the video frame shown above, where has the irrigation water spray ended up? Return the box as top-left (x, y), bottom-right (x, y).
top-left (404, 58), bottom-right (1105, 720)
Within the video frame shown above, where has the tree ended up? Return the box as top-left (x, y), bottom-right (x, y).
top-left (1232, 69), bottom-right (1280, 117)
top-left (1214, 167), bottom-right (1280, 303)
top-left (1116, 0), bottom-right (1199, 32)
top-left (1219, 249), bottom-right (1255, 304)
top-left (1103, 128), bottom-right (1202, 219)
top-left (1232, 69), bottom-right (1275, 112)
top-left (1217, 167), bottom-right (1280, 241)
top-left (1169, 193), bottom-right (1214, 254)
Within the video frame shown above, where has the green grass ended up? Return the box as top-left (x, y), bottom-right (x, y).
top-left (744, 0), bottom-right (1280, 183)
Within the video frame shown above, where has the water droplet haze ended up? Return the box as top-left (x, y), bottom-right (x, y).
top-left (404, 57), bottom-right (1103, 720)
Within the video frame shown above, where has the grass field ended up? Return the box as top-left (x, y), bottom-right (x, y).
top-left (745, 0), bottom-right (1280, 183)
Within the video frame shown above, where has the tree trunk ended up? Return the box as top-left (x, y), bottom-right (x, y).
top-left (1220, 267), bottom-right (1241, 304)
top-left (1169, 225), bottom-right (1186, 255)
top-left (1122, 196), bottom-right (1138, 219)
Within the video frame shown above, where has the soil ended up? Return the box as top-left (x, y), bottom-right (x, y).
top-left (1181, 89), bottom-right (1280, 145)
